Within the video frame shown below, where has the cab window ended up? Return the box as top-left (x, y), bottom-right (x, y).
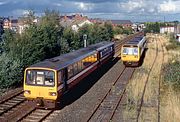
top-left (26, 70), bottom-right (55, 86)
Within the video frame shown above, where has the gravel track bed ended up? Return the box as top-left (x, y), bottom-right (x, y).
top-left (47, 59), bottom-right (124, 122)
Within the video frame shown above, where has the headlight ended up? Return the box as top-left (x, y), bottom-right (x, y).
top-left (24, 90), bottom-right (31, 94)
top-left (134, 56), bottom-right (138, 58)
top-left (49, 92), bottom-right (57, 96)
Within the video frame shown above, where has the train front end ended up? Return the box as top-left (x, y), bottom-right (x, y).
top-left (121, 46), bottom-right (140, 66)
top-left (24, 68), bottom-right (58, 108)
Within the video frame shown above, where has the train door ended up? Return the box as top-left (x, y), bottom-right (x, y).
top-left (57, 69), bottom-right (67, 93)
top-left (62, 68), bottom-right (68, 91)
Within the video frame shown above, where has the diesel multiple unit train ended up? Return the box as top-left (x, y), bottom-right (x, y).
top-left (121, 35), bottom-right (146, 66)
top-left (24, 41), bottom-right (115, 108)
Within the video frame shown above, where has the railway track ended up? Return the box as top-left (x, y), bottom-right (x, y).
top-left (136, 36), bottom-right (163, 122)
top-left (0, 89), bottom-right (25, 118)
top-left (0, 32), bottom-right (142, 122)
top-left (87, 67), bottom-right (135, 122)
top-left (157, 35), bottom-right (165, 122)
top-left (18, 108), bottom-right (53, 122)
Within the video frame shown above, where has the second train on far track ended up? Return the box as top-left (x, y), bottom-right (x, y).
top-left (121, 35), bottom-right (147, 66)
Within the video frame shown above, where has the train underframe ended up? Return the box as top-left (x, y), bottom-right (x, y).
top-left (123, 61), bottom-right (139, 66)
top-left (28, 98), bottom-right (56, 109)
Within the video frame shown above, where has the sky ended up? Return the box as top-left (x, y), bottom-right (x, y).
top-left (0, 0), bottom-right (180, 22)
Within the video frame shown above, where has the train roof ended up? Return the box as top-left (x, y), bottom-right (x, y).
top-left (29, 41), bottom-right (114, 70)
top-left (123, 36), bottom-right (145, 46)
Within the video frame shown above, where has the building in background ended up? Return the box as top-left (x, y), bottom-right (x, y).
top-left (176, 34), bottom-right (180, 42)
top-left (60, 14), bottom-right (93, 32)
top-left (160, 26), bottom-right (175, 34)
top-left (111, 20), bottom-right (133, 28)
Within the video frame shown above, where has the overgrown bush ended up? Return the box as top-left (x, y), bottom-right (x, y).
top-left (163, 60), bottom-right (180, 90)
top-left (166, 34), bottom-right (180, 50)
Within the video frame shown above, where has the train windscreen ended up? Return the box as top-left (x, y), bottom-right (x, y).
top-left (122, 47), bottom-right (138, 55)
top-left (26, 70), bottom-right (55, 86)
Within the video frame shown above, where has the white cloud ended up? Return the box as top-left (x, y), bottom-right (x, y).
top-left (120, 0), bottom-right (145, 12)
top-left (159, 0), bottom-right (176, 12)
top-left (75, 2), bottom-right (94, 11)
top-left (0, 1), bottom-right (7, 5)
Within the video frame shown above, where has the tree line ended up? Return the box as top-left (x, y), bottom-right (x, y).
top-left (144, 22), bottom-right (176, 33)
top-left (0, 10), bottom-right (117, 89)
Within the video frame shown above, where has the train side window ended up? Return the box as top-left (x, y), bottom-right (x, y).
top-left (100, 52), bottom-right (103, 58)
top-left (74, 63), bottom-right (78, 75)
top-left (78, 61), bottom-right (82, 72)
top-left (57, 71), bottom-right (62, 85)
top-left (94, 54), bottom-right (97, 59)
top-left (68, 65), bottom-right (74, 79)
top-left (83, 56), bottom-right (90, 67)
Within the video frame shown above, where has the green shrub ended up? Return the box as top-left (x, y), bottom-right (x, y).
top-left (163, 60), bottom-right (180, 90)
top-left (166, 42), bottom-right (180, 50)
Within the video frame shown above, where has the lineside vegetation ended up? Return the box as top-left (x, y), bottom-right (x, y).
top-left (163, 34), bottom-right (180, 91)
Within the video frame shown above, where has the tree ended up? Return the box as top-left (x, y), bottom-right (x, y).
top-left (63, 27), bottom-right (80, 50)
top-left (0, 10), bottom-right (66, 89)
top-left (41, 9), bottom-right (60, 27)
top-left (104, 22), bottom-right (113, 41)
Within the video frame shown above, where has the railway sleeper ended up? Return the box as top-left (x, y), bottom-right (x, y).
top-left (12, 97), bottom-right (25, 101)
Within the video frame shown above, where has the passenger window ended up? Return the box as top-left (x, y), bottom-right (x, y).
top-left (74, 63), bottom-right (78, 74)
top-left (111, 47), bottom-right (112, 51)
top-left (57, 71), bottom-right (61, 85)
top-left (78, 61), bottom-right (82, 72)
top-left (68, 65), bottom-right (74, 79)
top-left (83, 56), bottom-right (92, 67)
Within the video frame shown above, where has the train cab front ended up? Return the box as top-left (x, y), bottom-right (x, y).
top-left (23, 68), bottom-right (58, 109)
top-left (121, 46), bottom-right (139, 66)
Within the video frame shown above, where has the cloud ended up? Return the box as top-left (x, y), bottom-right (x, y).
top-left (159, 0), bottom-right (176, 12)
top-left (120, 0), bottom-right (145, 12)
top-left (74, 2), bottom-right (94, 11)
top-left (0, 0), bottom-right (180, 22)
top-left (0, 1), bottom-right (7, 5)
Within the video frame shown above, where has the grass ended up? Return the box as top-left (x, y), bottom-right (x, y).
top-left (160, 34), bottom-right (180, 122)
top-left (165, 34), bottom-right (180, 51)
top-left (161, 87), bottom-right (180, 122)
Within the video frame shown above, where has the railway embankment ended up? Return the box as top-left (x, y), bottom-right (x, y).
top-left (160, 34), bottom-right (180, 122)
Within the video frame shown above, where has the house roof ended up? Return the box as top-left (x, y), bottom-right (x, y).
top-left (111, 20), bottom-right (133, 25)
top-left (60, 20), bottom-right (73, 28)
